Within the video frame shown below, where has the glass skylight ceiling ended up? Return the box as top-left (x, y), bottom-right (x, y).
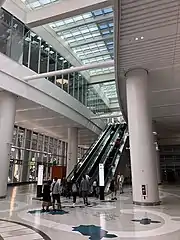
top-left (21, 0), bottom-right (61, 9)
top-left (49, 6), bottom-right (116, 102)
top-left (101, 82), bottom-right (117, 99)
top-left (49, 7), bottom-right (114, 76)
top-left (20, 2), bottom-right (117, 103)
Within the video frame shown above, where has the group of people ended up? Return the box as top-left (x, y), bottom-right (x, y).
top-left (109, 174), bottom-right (124, 200)
top-left (42, 175), bottom-right (92, 212)
top-left (41, 172), bottom-right (124, 211)
top-left (42, 177), bottom-right (62, 212)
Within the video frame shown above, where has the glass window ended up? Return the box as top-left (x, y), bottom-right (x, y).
top-left (69, 72), bottom-right (74, 97)
top-left (10, 17), bottom-right (24, 63)
top-left (78, 74), bottom-right (83, 103)
top-left (63, 62), bottom-right (71, 92)
top-left (40, 40), bottom-right (49, 74)
top-left (32, 132), bottom-right (38, 150)
top-left (44, 136), bottom-right (49, 152)
top-left (29, 32), bottom-right (41, 73)
top-left (0, 9), bottom-right (12, 57)
top-left (56, 54), bottom-right (63, 88)
top-left (49, 137), bottom-right (53, 154)
top-left (38, 134), bottom-right (43, 151)
top-left (17, 128), bottom-right (25, 148)
top-left (12, 126), bottom-right (18, 145)
top-left (48, 47), bottom-right (56, 83)
top-left (23, 28), bottom-right (30, 67)
top-left (74, 72), bottom-right (79, 100)
top-left (83, 78), bottom-right (87, 106)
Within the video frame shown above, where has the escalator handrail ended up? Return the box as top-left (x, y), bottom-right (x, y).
top-left (85, 125), bottom-right (120, 179)
top-left (75, 125), bottom-right (116, 182)
top-left (67, 124), bottom-right (112, 181)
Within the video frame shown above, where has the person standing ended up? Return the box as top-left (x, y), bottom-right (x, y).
top-left (92, 180), bottom-right (98, 198)
top-left (80, 175), bottom-right (90, 205)
top-left (119, 174), bottom-right (124, 194)
top-left (42, 180), bottom-right (51, 212)
top-left (110, 177), bottom-right (117, 200)
top-left (51, 177), bottom-right (62, 211)
top-left (72, 180), bottom-right (78, 207)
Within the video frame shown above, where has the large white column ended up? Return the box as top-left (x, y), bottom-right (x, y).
top-left (126, 68), bottom-right (160, 206)
top-left (67, 127), bottom-right (78, 176)
top-left (0, 92), bottom-right (16, 197)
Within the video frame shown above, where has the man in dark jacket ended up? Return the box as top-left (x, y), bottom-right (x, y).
top-left (80, 175), bottom-right (90, 205)
top-left (42, 180), bottom-right (51, 212)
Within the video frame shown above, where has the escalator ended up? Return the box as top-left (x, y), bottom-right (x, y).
top-left (84, 124), bottom-right (121, 182)
top-left (67, 124), bottom-right (114, 182)
top-left (89, 124), bottom-right (124, 185)
top-left (105, 127), bottom-right (129, 192)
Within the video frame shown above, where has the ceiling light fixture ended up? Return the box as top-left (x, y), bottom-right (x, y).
top-left (141, 36), bottom-right (144, 40)
top-left (135, 37), bottom-right (138, 40)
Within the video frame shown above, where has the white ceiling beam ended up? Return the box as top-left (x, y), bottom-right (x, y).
top-left (26, 0), bottom-right (113, 28)
top-left (24, 60), bottom-right (114, 81)
top-left (89, 73), bottom-right (115, 84)
top-left (81, 51), bottom-right (113, 60)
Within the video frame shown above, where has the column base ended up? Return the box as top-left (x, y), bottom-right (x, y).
top-left (99, 186), bottom-right (105, 201)
top-left (37, 185), bottom-right (43, 198)
top-left (133, 201), bottom-right (161, 206)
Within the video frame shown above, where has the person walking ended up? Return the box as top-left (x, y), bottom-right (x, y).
top-left (42, 180), bottom-right (51, 212)
top-left (72, 180), bottom-right (78, 207)
top-left (119, 174), bottom-right (124, 194)
top-left (51, 177), bottom-right (62, 211)
top-left (80, 175), bottom-right (90, 206)
top-left (92, 180), bottom-right (98, 198)
top-left (110, 177), bottom-right (117, 200)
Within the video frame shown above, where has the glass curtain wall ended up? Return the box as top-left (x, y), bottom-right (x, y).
top-left (0, 8), bottom-right (88, 106)
top-left (9, 125), bottom-right (68, 183)
top-left (0, 8), bottom-right (111, 113)
top-left (87, 85), bottom-right (109, 114)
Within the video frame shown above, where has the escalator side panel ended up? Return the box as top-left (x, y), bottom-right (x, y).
top-left (75, 124), bottom-right (114, 182)
top-left (89, 125), bottom-right (122, 184)
top-left (87, 124), bottom-right (120, 179)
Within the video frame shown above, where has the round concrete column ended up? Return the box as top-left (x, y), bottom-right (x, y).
top-left (67, 127), bottom-right (78, 176)
top-left (0, 91), bottom-right (16, 197)
top-left (126, 68), bottom-right (160, 206)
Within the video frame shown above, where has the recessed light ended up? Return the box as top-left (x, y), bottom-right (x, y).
top-left (141, 36), bottom-right (144, 40)
top-left (135, 37), bottom-right (138, 41)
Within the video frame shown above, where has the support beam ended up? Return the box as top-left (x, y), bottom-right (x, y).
top-left (26, 0), bottom-right (113, 28)
top-left (89, 73), bottom-right (115, 85)
top-left (91, 112), bottom-right (122, 119)
top-left (23, 60), bottom-right (114, 81)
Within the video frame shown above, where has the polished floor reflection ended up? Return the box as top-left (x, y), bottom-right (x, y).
top-left (1, 185), bottom-right (180, 239)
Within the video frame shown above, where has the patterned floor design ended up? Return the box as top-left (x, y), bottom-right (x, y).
top-left (0, 219), bottom-right (51, 240)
